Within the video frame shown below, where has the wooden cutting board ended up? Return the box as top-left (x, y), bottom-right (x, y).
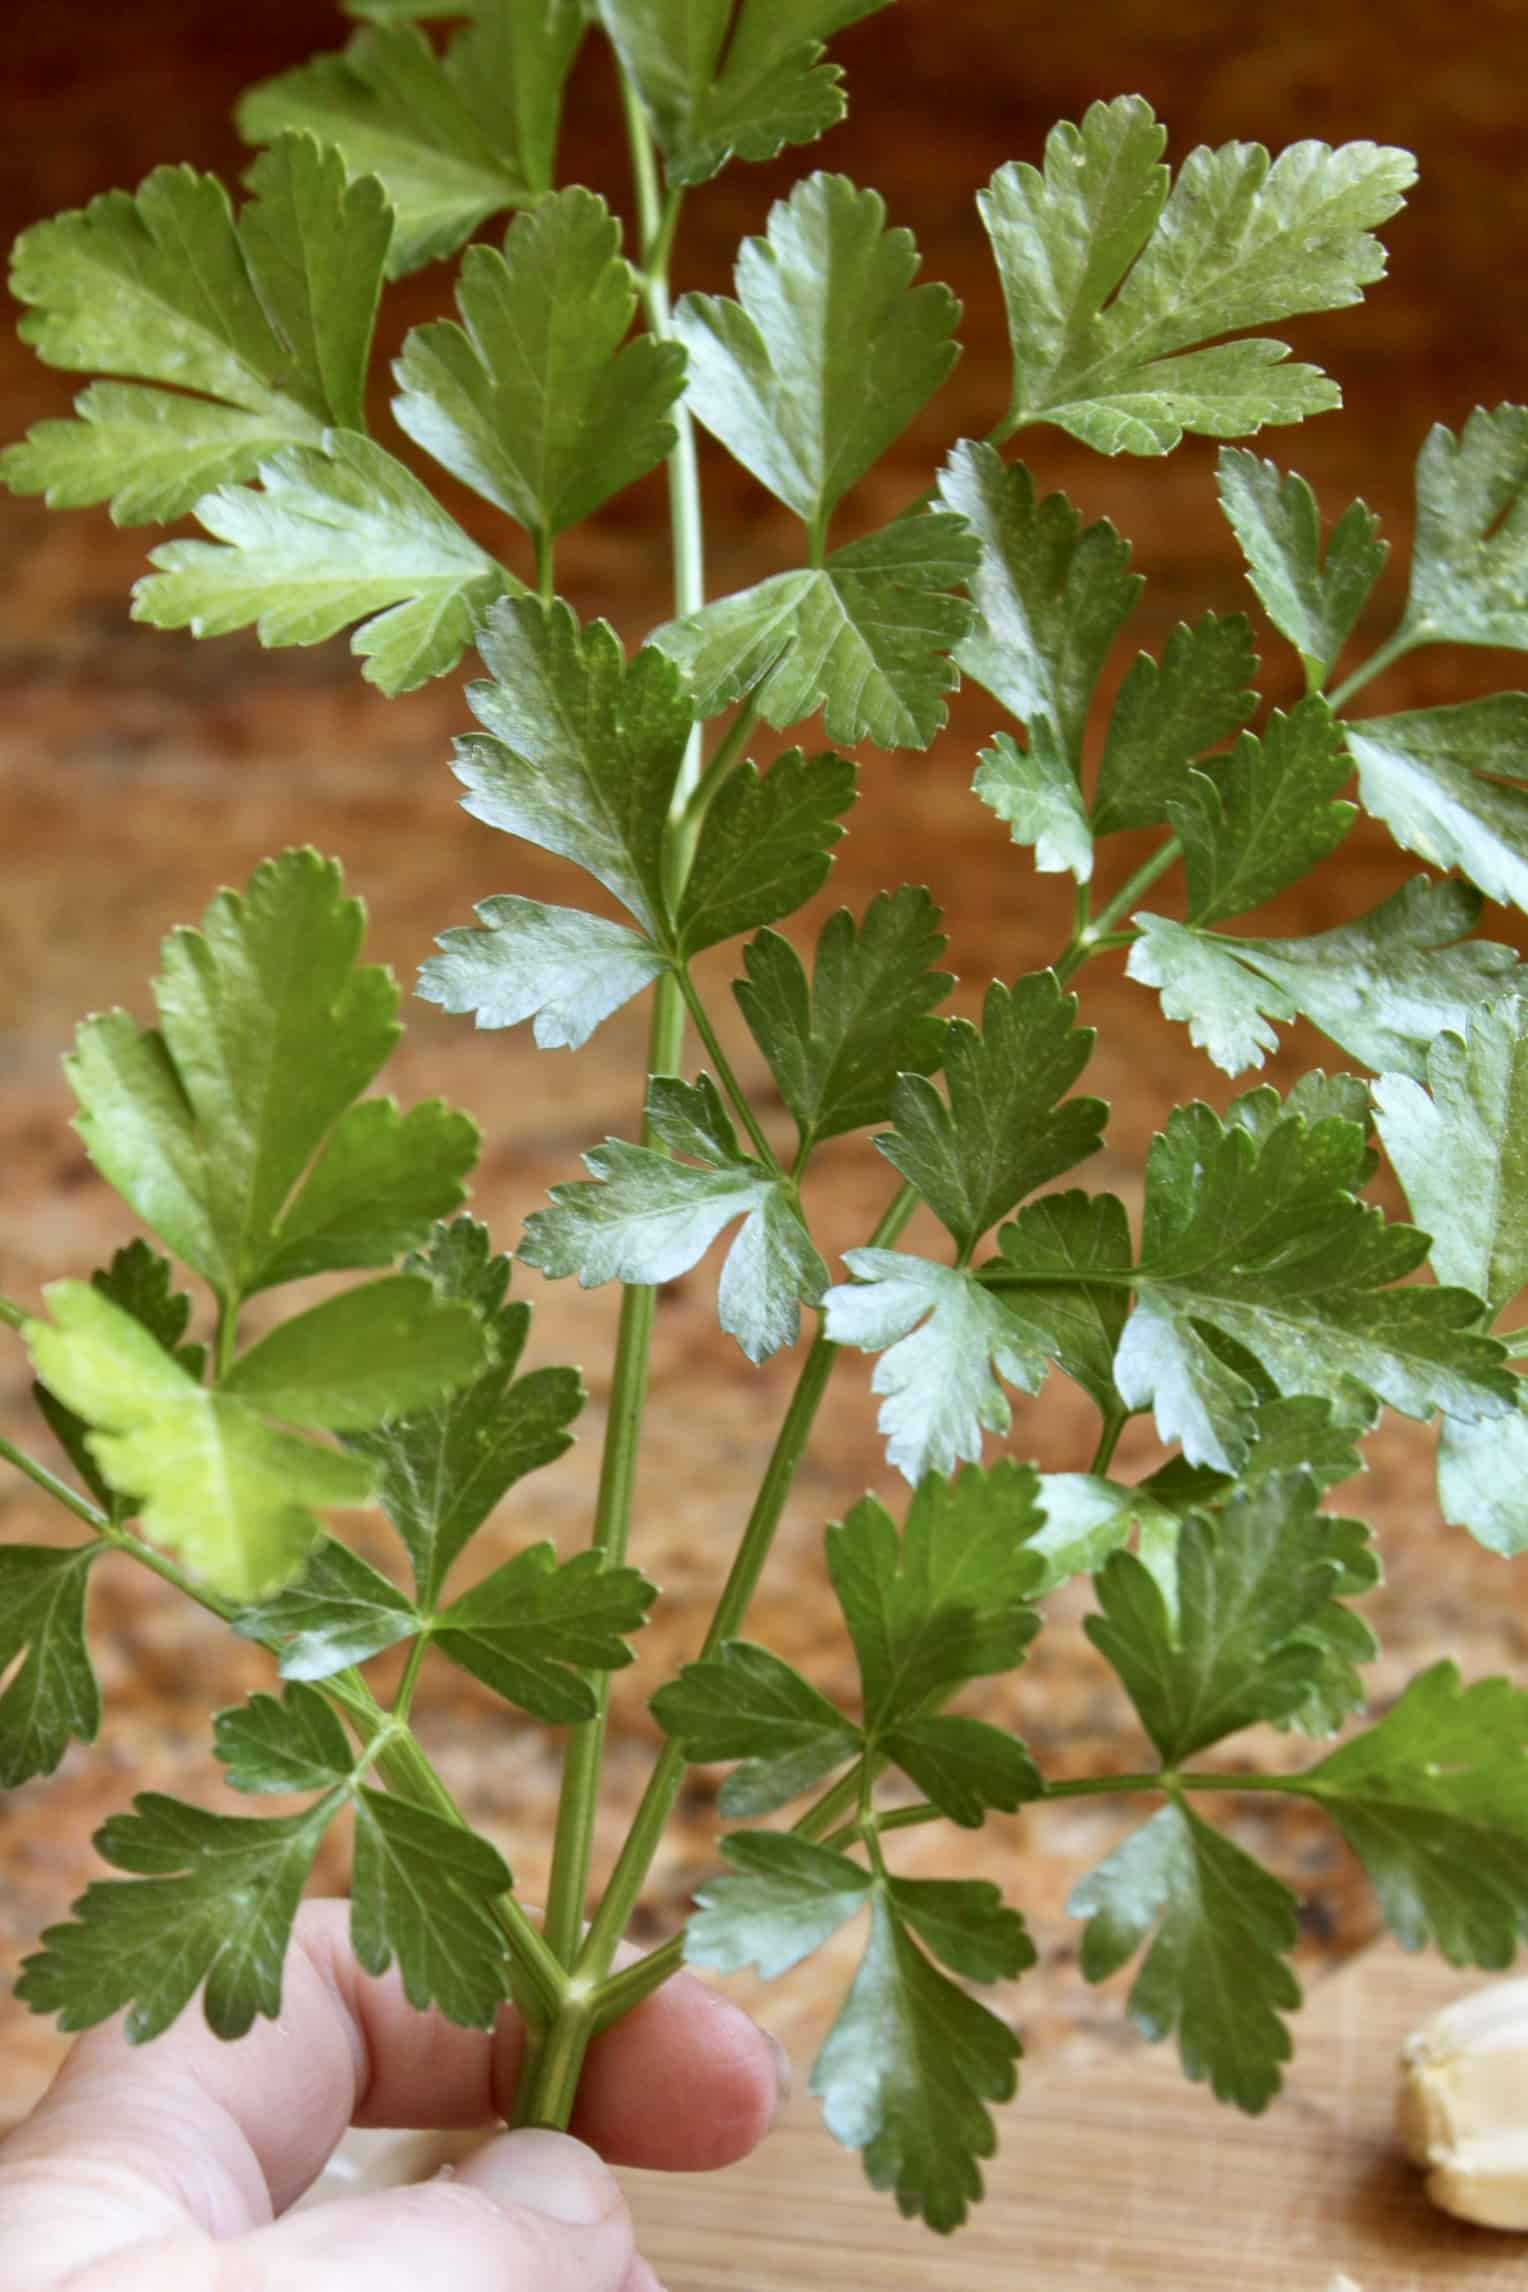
top-left (621, 1945), bottom-right (1528, 2290)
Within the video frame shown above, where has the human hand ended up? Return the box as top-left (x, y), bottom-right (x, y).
top-left (0, 1899), bottom-right (788, 2291)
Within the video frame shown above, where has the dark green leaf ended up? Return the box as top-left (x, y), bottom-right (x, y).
top-left (350, 1787), bottom-right (513, 2025)
top-left (1090, 613), bottom-right (1258, 834)
top-left (233, 1538), bottom-right (419, 1681)
top-left (1171, 696), bottom-right (1355, 925)
top-left (655, 511), bottom-right (977, 751)
top-left (419, 897), bottom-right (667, 1051)
top-left (433, 1544), bottom-right (655, 1722)
top-left (1345, 698), bottom-right (1528, 916)
top-left (939, 444), bottom-right (1139, 775)
top-left (1403, 406), bottom-right (1528, 653)
top-left (825, 1463), bottom-right (1044, 1732)
top-left (734, 890), bottom-right (952, 1149)
top-left (1216, 447), bottom-right (1386, 689)
top-left (677, 748), bottom-right (856, 956)
top-left (0, 1546), bottom-right (103, 1788)
top-left (650, 1641), bottom-right (861, 1816)
top-left (135, 433), bottom-right (513, 695)
top-left (597, 0), bottom-right (891, 187)
top-left (882, 1715), bottom-right (1041, 1828)
top-left (990, 1189), bottom-right (1133, 1415)
top-left (343, 1220), bottom-right (583, 1607)
top-left (877, 972), bottom-right (1104, 1257)
top-left (823, 1249), bottom-right (1050, 1481)
top-left (1070, 1800), bottom-right (1300, 2110)
top-left (453, 598), bottom-right (689, 939)
top-left (212, 1681), bottom-right (355, 1794)
top-left (885, 1873), bottom-right (1034, 1983)
top-left (17, 1790), bottom-right (341, 2041)
top-left (1300, 1663), bottom-right (1528, 1964)
top-left (982, 96), bottom-right (1414, 454)
top-left (392, 187), bottom-right (685, 536)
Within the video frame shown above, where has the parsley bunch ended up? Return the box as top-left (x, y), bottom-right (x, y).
top-left (3, 0), bottom-right (1528, 2239)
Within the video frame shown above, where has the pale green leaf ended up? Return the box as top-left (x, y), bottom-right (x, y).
top-left (1028, 1475), bottom-right (1180, 1596)
top-left (233, 1538), bottom-right (419, 1681)
top-left (973, 726), bottom-right (1095, 883)
top-left (674, 173), bottom-right (959, 529)
top-left (1438, 1389), bottom-right (1528, 1558)
top-left (1216, 446), bottom-right (1385, 688)
top-left (1403, 406), bottom-right (1528, 653)
top-left (685, 1830), bottom-right (871, 1980)
top-left (251, 1098), bottom-right (479, 1292)
top-left (135, 433), bottom-right (512, 695)
top-left (1345, 698), bottom-right (1528, 915)
top-left (419, 897), bottom-right (667, 1051)
top-left (221, 1276), bottom-right (492, 1430)
top-left (392, 187), bottom-right (685, 536)
top-left (650, 1641), bottom-right (861, 1816)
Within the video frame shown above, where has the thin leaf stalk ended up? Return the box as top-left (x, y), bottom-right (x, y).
top-left (1057, 837), bottom-right (1182, 979)
top-left (675, 967), bottom-right (782, 1169)
top-left (0, 1436), bottom-right (110, 1535)
top-left (1328, 621), bottom-right (1422, 712)
top-left (0, 1294), bottom-right (27, 1332)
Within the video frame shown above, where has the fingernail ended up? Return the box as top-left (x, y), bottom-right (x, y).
top-left (461, 2128), bottom-right (621, 2226)
top-left (765, 2030), bottom-right (793, 2125)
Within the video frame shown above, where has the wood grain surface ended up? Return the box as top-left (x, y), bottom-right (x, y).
top-left (2, 2), bottom-right (1528, 2267)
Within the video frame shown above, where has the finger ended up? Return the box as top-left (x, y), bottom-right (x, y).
top-left (36, 2130), bottom-right (653, 2292)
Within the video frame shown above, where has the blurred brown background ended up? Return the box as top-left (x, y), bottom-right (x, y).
top-left (3, 0), bottom-right (1528, 2129)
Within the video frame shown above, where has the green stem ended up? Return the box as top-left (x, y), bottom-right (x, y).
top-left (0, 1436), bottom-right (110, 1534)
top-left (1040, 1771), bottom-right (1166, 1800)
top-left (391, 1632), bottom-right (429, 1725)
top-left (1088, 1403), bottom-right (1128, 1477)
top-left (533, 525), bottom-right (555, 604)
top-left (0, 1293), bottom-right (27, 1332)
top-left (1328, 621), bottom-right (1422, 713)
top-left (215, 1297), bottom-right (239, 1381)
top-left (677, 969), bottom-right (780, 1168)
top-left (679, 698), bottom-right (759, 836)
top-left (1086, 838), bottom-right (1182, 944)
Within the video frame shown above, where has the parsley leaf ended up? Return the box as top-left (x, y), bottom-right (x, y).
top-left (1090, 613), bottom-right (1258, 835)
top-left (420, 897), bottom-right (667, 1052)
top-left (134, 433), bottom-right (514, 695)
top-left (218, 1276), bottom-right (492, 1429)
top-left (341, 1220), bottom-right (584, 1608)
top-left (1070, 1801), bottom-right (1301, 2110)
top-left (1299, 1664), bottom-right (1528, 1965)
top-left (392, 187), bottom-right (685, 539)
top-left (519, 1074), bottom-right (828, 1362)
top-left (650, 1641), bottom-right (862, 1816)
top-left (991, 1189), bottom-right (1133, 1415)
top-left (1110, 1094), bottom-right (1515, 1470)
top-left (1170, 695), bottom-right (1356, 925)
top-left (2, 139), bottom-right (389, 523)
top-left (432, 1544), bottom-right (656, 1722)
top-left (233, 1537), bottom-right (419, 1680)
top-left (823, 1250), bottom-right (1049, 1481)
top-left (1401, 406), bottom-right (1528, 653)
top-left (453, 598), bottom-right (689, 938)
top-left (1344, 698), bottom-right (1528, 916)
top-left (1216, 446), bottom-right (1386, 690)
top-left (1085, 1478), bottom-right (1360, 1763)
top-left (973, 726), bottom-right (1096, 883)
top-left (213, 1680), bottom-right (356, 1795)
top-left (675, 748), bottom-right (856, 956)
top-left (350, 1788), bottom-right (515, 2025)
top-left (734, 890), bottom-right (952, 1150)
top-left (17, 1789), bottom-right (342, 2041)
top-left (686, 1830), bottom-right (871, 1979)
top-left (1028, 1473), bottom-right (1180, 1595)
top-left (0, 1546), bottom-right (104, 1789)
top-left (239, 4), bottom-right (587, 274)
top-left (674, 173), bottom-right (959, 533)
top-left (1130, 876), bottom-right (1522, 1078)
top-left (26, 1284), bottom-right (381, 1600)
top-left (981, 96), bottom-right (1414, 454)
top-left (1438, 1391), bottom-right (1528, 1559)
top-left (31, 1242), bottom-right (203, 1518)
top-left (876, 972), bottom-right (1105, 1258)
top-left (655, 509), bottom-right (977, 751)
top-left (597, 1), bottom-right (892, 189)
top-left (66, 852), bottom-right (476, 1299)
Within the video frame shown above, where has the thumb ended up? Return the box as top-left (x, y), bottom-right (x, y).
top-left (58, 2129), bottom-right (651, 2292)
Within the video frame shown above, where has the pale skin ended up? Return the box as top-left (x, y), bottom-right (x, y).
top-left (0, 1900), bottom-right (788, 2292)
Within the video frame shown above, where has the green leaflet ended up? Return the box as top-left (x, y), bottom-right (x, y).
top-left (1070, 1801), bottom-right (1301, 2111)
top-left (239, 3), bottom-right (587, 274)
top-left (135, 433), bottom-right (514, 694)
top-left (973, 727), bottom-right (1096, 883)
top-left (431, 1544), bottom-right (656, 1723)
top-left (420, 898), bottom-right (668, 1052)
top-left (989, 1189), bottom-right (1134, 1417)
top-left (674, 172), bottom-right (959, 534)
top-left (66, 851), bottom-right (476, 1298)
top-left (655, 510), bottom-right (977, 751)
top-left (734, 890), bottom-right (952, 1150)
top-left (875, 972), bottom-right (1104, 1258)
top-left (1129, 876), bottom-right (1523, 1078)
top-left (597, 0), bottom-right (892, 187)
top-left (676, 749), bottom-right (856, 956)
top-left (1344, 698), bottom-right (1528, 916)
top-left (0, 1546), bottom-right (104, 1789)
top-left (342, 1220), bottom-right (583, 1608)
top-left (452, 598), bottom-right (689, 939)
top-left (1089, 613), bottom-right (1258, 835)
top-left (519, 1074), bottom-right (828, 1363)
top-left (1170, 695), bottom-right (1356, 926)
top-left (1403, 405), bottom-right (1528, 653)
top-left (981, 95), bottom-right (1414, 453)
top-left (213, 1680), bottom-right (357, 1795)
top-left (392, 187), bottom-right (686, 537)
top-left (1216, 446), bottom-right (1386, 689)
top-left (2, 138), bottom-right (388, 522)
top-left (823, 1250), bottom-right (1049, 1482)
top-left (350, 1788), bottom-right (515, 2025)
top-left (234, 1539), bottom-right (419, 1682)
top-left (650, 1642), bottom-right (863, 1817)
top-left (31, 1242), bottom-right (204, 1521)
top-left (1438, 1395), bottom-right (1528, 1559)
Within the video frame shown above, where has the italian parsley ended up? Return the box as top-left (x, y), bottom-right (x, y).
top-left (4, 0), bottom-right (1528, 2243)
